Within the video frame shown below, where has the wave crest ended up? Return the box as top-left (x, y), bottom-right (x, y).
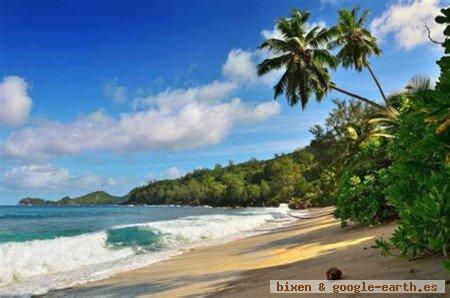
top-left (0, 206), bottom-right (293, 295)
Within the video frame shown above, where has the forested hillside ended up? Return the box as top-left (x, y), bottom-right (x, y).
top-left (19, 191), bottom-right (126, 206)
top-left (126, 99), bottom-right (371, 208)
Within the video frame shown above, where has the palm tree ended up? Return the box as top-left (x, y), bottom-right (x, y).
top-left (257, 9), bottom-right (383, 110)
top-left (364, 75), bottom-right (433, 140)
top-left (333, 7), bottom-right (387, 104)
top-left (405, 75), bottom-right (432, 93)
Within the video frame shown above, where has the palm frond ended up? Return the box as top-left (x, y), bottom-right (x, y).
top-left (405, 75), bottom-right (432, 93)
top-left (258, 38), bottom-right (290, 54)
top-left (313, 49), bottom-right (339, 69)
top-left (273, 69), bottom-right (290, 98)
top-left (367, 117), bottom-right (397, 124)
top-left (347, 126), bottom-right (359, 140)
top-left (257, 54), bottom-right (291, 76)
top-left (357, 9), bottom-right (370, 27)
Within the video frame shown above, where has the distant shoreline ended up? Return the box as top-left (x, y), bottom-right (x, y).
top-left (17, 191), bottom-right (126, 206)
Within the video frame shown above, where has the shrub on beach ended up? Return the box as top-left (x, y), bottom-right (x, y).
top-left (376, 84), bottom-right (450, 259)
top-left (334, 138), bottom-right (396, 226)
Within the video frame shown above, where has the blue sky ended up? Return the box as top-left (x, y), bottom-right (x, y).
top-left (0, 0), bottom-right (446, 204)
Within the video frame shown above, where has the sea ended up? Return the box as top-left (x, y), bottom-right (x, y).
top-left (0, 204), bottom-right (296, 295)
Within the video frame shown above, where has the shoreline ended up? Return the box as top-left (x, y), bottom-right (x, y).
top-left (48, 206), bottom-right (449, 297)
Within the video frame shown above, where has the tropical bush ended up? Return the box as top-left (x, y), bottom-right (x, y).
top-left (376, 91), bottom-right (449, 259)
top-left (334, 138), bottom-right (395, 226)
top-left (387, 173), bottom-right (449, 258)
top-left (375, 8), bottom-right (450, 259)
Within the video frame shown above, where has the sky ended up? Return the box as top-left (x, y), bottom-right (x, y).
top-left (0, 0), bottom-right (447, 204)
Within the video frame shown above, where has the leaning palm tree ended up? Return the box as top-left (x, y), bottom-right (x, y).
top-left (257, 9), bottom-right (383, 110)
top-left (332, 7), bottom-right (387, 104)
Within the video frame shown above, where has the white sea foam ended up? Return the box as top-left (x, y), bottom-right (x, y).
top-left (0, 206), bottom-right (296, 295)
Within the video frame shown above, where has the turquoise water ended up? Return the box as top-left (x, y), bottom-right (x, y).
top-left (0, 205), bottom-right (233, 244)
top-left (0, 205), bottom-right (291, 295)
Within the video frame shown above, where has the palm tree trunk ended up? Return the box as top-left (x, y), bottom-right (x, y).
top-left (366, 63), bottom-right (388, 105)
top-left (330, 84), bottom-right (384, 109)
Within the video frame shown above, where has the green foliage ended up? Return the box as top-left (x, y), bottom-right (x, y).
top-left (375, 8), bottom-right (450, 259)
top-left (18, 198), bottom-right (51, 206)
top-left (265, 156), bottom-right (304, 205)
top-left (69, 191), bottom-right (126, 205)
top-left (307, 99), bottom-right (371, 204)
top-left (423, 8), bottom-right (450, 137)
top-left (389, 175), bottom-right (449, 258)
top-left (385, 98), bottom-right (448, 206)
top-left (128, 155), bottom-right (310, 207)
top-left (443, 260), bottom-right (450, 273)
top-left (382, 98), bottom-right (449, 258)
top-left (334, 139), bottom-right (396, 226)
top-left (18, 191), bottom-right (125, 206)
top-left (373, 238), bottom-right (392, 257)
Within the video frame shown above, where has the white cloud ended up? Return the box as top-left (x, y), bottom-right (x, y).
top-left (69, 173), bottom-right (124, 188)
top-left (164, 167), bottom-right (184, 179)
top-left (222, 48), bottom-right (284, 86)
top-left (2, 164), bottom-right (69, 189)
top-left (309, 21), bottom-right (327, 31)
top-left (2, 164), bottom-right (123, 189)
top-left (260, 27), bottom-right (283, 40)
top-left (222, 49), bottom-right (257, 83)
top-left (133, 80), bottom-right (237, 110)
top-left (2, 80), bottom-right (280, 161)
top-left (236, 101), bottom-right (281, 122)
top-left (146, 166), bottom-right (185, 182)
top-left (103, 78), bottom-right (127, 103)
top-left (0, 76), bottom-right (32, 126)
top-left (320, 0), bottom-right (340, 5)
top-left (370, 0), bottom-right (445, 50)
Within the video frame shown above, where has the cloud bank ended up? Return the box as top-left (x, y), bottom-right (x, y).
top-left (2, 81), bottom-right (280, 161)
top-left (2, 164), bottom-right (123, 189)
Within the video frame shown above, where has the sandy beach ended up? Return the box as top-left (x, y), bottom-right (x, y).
top-left (49, 207), bottom-right (449, 297)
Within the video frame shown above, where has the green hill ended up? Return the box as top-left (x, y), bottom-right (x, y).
top-left (17, 197), bottom-right (53, 206)
top-left (18, 191), bottom-right (126, 206)
top-left (124, 100), bottom-right (369, 208)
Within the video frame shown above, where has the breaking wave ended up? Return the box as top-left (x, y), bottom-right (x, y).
top-left (0, 206), bottom-right (295, 295)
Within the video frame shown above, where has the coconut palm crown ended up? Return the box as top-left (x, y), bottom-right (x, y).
top-left (257, 9), bottom-right (337, 109)
top-left (332, 7), bottom-right (387, 103)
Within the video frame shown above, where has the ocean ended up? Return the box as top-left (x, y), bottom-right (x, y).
top-left (0, 205), bottom-right (294, 295)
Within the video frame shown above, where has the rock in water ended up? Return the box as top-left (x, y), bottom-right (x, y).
top-left (325, 267), bottom-right (342, 280)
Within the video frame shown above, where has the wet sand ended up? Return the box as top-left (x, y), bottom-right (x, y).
top-left (49, 207), bottom-right (449, 297)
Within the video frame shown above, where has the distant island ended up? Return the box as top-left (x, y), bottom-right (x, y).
top-left (18, 191), bottom-right (127, 206)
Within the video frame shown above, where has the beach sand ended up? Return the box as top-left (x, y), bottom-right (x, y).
top-left (49, 207), bottom-right (449, 297)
